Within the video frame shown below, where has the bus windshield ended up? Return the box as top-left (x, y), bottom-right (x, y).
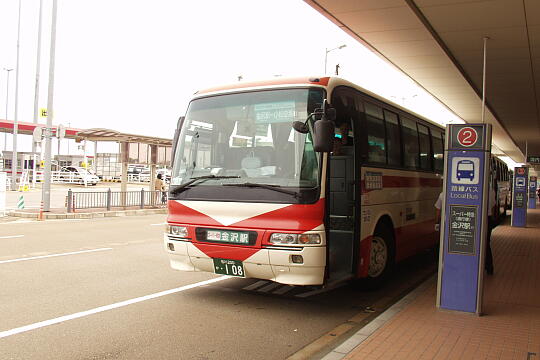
top-left (171, 88), bottom-right (325, 203)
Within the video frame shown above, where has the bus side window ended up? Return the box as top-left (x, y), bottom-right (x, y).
top-left (384, 110), bottom-right (401, 166)
top-left (401, 117), bottom-right (420, 169)
top-left (365, 102), bottom-right (386, 164)
top-left (417, 123), bottom-right (432, 171)
top-left (432, 128), bottom-right (444, 173)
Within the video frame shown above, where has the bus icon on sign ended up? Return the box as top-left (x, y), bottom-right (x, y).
top-left (451, 157), bottom-right (480, 184)
top-left (457, 160), bottom-right (475, 181)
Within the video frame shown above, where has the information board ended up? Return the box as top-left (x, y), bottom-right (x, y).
top-left (437, 123), bottom-right (491, 315)
top-left (529, 176), bottom-right (537, 209)
top-left (448, 205), bottom-right (477, 255)
top-left (511, 167), bottom-right (528, 227)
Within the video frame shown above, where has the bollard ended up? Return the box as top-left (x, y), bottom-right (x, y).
top-left (67, 189), bottom-right (73, 213)
top-left (106, 188), bottom-right (112, 211)
top-left (38, 201), bottom-right (44, 221)
top-left (140, 188), bottom-right (145, 209)
top-left (17, 195), bottom-right (25, 210)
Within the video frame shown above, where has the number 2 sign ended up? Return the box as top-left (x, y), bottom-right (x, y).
top-left (457, 127), bottom-right (478, 147)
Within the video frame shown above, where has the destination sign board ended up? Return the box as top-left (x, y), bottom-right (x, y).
top-left (527, 155), bottom-right (540, 164)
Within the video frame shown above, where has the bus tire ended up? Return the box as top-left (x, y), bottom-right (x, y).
top-left (361, 223), bottom-right (395, 289)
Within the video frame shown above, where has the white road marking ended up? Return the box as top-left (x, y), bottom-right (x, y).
top-left (0, 235), bottom-right (24, 239)
top-left (0, 276), bottom-right (229, 339)
top-left (242, 280), bottom-right (268, 291)
top-left (0, 248), bottom-right (113, 265)
top-left (150, 222), bottom-right (166, 226)
top-left (257, 282), bottom-right (282, 293)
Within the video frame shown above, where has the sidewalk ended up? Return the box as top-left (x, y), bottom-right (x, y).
top-left (324, 208), bottom-right (540, 360)
top-left (7, 206), bottom-right (167, 220)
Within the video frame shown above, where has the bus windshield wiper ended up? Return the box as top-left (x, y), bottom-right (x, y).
top-left (223, 182), bottom-right (299, 198)
top-left (170, 175), bottom-right (240, 195)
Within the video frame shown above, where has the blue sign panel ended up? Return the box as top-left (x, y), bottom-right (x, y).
top-left (512, 167), bottom-right (528, 227)
top-left (437, 124), bottom-right (491, 315)
top-left (529, 176), bottom-right (537, 209)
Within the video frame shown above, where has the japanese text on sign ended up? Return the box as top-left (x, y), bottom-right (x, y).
top-left (448, 205), bottom-right (477, 255)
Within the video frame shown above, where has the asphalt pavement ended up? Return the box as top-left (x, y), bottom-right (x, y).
top-left (0, 214), bottom-right (436, 359)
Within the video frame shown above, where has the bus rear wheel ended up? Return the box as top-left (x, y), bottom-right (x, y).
top-left (362, 225), bottom-right (395, 289)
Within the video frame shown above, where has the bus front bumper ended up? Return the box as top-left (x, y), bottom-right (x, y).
top-left (164, 235), bottom-right (326, 286)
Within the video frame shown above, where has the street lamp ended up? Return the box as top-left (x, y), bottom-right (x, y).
top-left (324, 44), bottom-right (347, 75)
top-left (3, 68), bottom-right (13, 152)
top-left (11, 0), bottom-right (22, 191)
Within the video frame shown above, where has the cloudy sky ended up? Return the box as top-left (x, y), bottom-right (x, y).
top-left (0, 0), bottom-right (462, 154)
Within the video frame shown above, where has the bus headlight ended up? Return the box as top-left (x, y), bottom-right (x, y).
top-left (269, 233), bottom-right (321, 245)
top-left (167, 225), bottom-right (188, 238)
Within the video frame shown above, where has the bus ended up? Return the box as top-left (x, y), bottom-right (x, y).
top-left (164, 77), bottom-right (444, 286)
top-left (490, 155), bottom-right (511, 222)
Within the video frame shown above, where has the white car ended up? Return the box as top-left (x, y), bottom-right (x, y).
top-left (60, 166), bottom-right (100, 185)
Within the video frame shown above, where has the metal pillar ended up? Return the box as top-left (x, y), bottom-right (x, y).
top-left (11, 0), bottom-right (22, 191)
top-left (32, 0), bottom-right (44, 155)
top-left (42, 0), bottom-right (58, 211)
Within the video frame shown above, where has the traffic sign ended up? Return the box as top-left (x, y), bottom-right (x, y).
top-left (40, 108), bottom-right (48, 118)
top-left (457, 127), bottom-right (478, 147)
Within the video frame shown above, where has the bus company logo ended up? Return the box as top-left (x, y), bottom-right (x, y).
top-left (456, 127), bottom-right (478, 147)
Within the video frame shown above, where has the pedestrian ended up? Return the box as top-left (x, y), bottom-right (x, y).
top-left (155, 173), bottom-right (166, 204)
top-left (485, 184), bottom-right (496, 275)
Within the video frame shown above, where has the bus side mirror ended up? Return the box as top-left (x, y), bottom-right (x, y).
top-left (313, 118), bottom-right (334, 152)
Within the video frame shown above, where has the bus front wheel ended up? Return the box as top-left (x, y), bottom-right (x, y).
top-left (362, 224), bottom-right (395, 289)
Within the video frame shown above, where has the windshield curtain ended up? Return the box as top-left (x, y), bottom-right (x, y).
top-left (171, 88), bottom-right (325, 203)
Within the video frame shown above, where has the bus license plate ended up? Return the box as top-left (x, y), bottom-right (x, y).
top-left (213, 258), bottom-right (245, 277)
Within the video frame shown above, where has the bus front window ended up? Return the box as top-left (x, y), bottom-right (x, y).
top-left (170, 88), bottom-right (324, 203)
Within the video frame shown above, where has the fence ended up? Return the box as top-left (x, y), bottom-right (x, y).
top-left (67, 188), bottom-right (167, 213)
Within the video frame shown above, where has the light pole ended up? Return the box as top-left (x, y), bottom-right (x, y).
top-left (3, 68), bottom-right (13, 152)
top-left (11, 0), bottom-right (22, 191)
top-left (324, 44), bottom-right (347, 75)
top-left (42, 0), bottom-right (58, 211)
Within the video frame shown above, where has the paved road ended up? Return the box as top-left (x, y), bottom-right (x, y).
top-left (0, 215), bottom-right (436, 359)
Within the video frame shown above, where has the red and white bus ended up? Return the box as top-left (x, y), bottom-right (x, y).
top-left (164, 77), bottom-right (443, 286)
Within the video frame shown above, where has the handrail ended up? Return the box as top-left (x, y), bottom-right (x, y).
top-left (67, 188), bottom-right (167, 213)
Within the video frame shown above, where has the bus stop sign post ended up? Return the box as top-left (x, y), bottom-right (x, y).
top-left (437, 124), bottom-right (491, 315)
top-left (528, 176), bottom-right (537, 209)
top-left (512, 167), bottom-right (529, 227)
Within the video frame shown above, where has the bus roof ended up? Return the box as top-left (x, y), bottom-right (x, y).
top-left (193, 76), bottom-right (444, 130)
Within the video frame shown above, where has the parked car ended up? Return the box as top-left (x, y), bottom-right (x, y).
top-left (59, 166), bottom-right (100, 185)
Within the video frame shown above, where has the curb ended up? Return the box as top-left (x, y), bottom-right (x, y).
top-left (319, 275), bottom-right (436, 360)
top-left (7, 208), bottom-right (167, 220)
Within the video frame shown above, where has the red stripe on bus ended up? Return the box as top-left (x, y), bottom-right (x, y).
top-left (167, 200), bottom-right (223, 227)
top-left (233, 199), bottom-right (325, 232)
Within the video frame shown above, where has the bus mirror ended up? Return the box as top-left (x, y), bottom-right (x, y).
top-left (313, 119), bottom-right (334, 152)
top-left (292, 121), bottom-right (309, 134)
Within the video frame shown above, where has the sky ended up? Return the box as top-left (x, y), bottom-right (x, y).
top-left (0, 0), bottom-right (467, 156)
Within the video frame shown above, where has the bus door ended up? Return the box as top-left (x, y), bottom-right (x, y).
top-left (327, 125), bottom-right (356, 282)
